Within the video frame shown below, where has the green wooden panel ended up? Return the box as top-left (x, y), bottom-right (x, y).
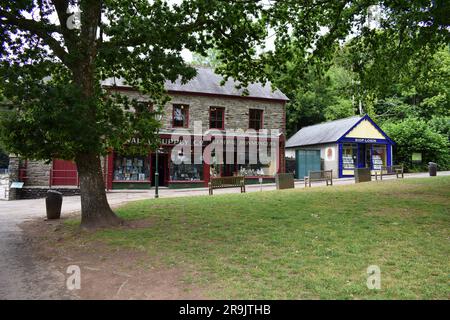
top-left (296, 149), bottom-right (321, 179)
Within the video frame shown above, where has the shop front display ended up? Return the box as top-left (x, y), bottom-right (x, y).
top-left (286, 115), bottom-right (395, 179)
top-left (106, 133), bottom-right (283, 189)
top-left (113, 155), bottom-right (150, 182)
top-left (169, 151), bottom-right (204, 182)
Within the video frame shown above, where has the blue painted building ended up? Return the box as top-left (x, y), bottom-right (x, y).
top-left (285, 115), bottom-right (395, 178)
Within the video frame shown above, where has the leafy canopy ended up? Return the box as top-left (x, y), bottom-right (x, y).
top-left (0, 0), bottom-right (448, 162)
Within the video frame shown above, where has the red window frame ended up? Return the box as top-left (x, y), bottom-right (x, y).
top-left (209, 107), bottom-right (225, 130)
top-left (249, 109), bottom-right (264, 130)
top-left (172, 104), bottom-right (189, 128)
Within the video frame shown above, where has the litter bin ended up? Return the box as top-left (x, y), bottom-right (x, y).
top-left (428, 162), bottom-right (437, 177)
top-left (46, 190), bottom-right (63, 219)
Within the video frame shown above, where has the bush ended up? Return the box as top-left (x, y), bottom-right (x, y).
top-left (382, 118), bottom-right (450, 171)
top-left (428, 116), bottom-right (450, 142)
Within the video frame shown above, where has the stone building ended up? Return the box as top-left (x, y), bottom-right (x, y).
top-left (11, 67), bottom-right (288, 197)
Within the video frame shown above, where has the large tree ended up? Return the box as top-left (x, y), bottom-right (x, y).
top-left (0, 0), bottom-right (273, 229)
top-left (1, 0), bottom-right (448, 229)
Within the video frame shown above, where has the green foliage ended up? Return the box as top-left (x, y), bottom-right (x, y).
top-left (382, 118), bottom-right (450, 171)
top-left (0, 0), bottom-right (273, 162)
top-left (0, 149), bottom-right (8, 168)
top-left (368, 48), bottom-right (450, 122)
top-left (277, 59), bottom-right (357, 136)
top-left (272, 1), bottom-right (449, 136)
top-left (191, 48), bottom-right (222, 68)
top-left (0, 0), bottom-right (448, 165)
top-left (428, 116), bottom-right (450, 142)
top-left (325, 98), bottom-right (355, 121)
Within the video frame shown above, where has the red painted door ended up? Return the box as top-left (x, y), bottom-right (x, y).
top-left (52, 159), bottom-right (78, 186)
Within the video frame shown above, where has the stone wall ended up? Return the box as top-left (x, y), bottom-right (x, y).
top-left (115, 89), bottom-right (286, 135)
top-left (24, 160), bottom-right (51, 186)
top-left (18, 187), bottom-right (80, 200)
top-left (9, 91), bottom-right (287, 195)
top-left (7, 156), bottom-right (19, 200)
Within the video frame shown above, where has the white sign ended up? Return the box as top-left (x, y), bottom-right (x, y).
top-left (10, 182), bottom-right (24, 189)
top-left (325, 147), bottom-right (335, 161)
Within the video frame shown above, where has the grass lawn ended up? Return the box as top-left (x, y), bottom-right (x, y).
top-left (77, 177), bottom-right (449, 299)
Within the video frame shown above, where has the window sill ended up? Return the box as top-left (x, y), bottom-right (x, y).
top-left (113, 180), bottom-right (151, 183)
top-left (169, 180), bottom-right (205, 183)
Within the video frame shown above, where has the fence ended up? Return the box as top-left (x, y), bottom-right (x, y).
top-left (49, 169), bottom-right (79, 187)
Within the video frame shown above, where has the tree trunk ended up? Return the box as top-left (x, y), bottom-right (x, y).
top-left (75, 152), bottom-right (123, 229)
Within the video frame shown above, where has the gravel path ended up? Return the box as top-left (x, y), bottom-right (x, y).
top-left (0, 209), bottom-right (72, 299)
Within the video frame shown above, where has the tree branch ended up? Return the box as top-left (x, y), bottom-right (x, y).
top-left (0, 9), bottom-right (70, 66)
top-left (50, 0), bottom-right (77, 55)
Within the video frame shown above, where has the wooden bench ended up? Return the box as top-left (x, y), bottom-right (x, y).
top-left (304, 170), bottom-right (333, 187)
top-left (209, 176), bottom-right (246, 195)
top-left (375, 165), bottom-right (404, 180)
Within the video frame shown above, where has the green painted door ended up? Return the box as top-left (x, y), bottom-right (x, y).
top-left (296, 149), bottom-right (321, 179)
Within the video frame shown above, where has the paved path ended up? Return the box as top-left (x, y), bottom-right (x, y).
top-left (0, 171), bottom-right (448, 299)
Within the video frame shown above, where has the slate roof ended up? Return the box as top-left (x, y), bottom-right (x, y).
top-left (102, 67), bottom-right (289, 102)
top-left (286, 116), bottom-right (363, 148)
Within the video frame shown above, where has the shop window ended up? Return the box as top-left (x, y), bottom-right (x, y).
top-left (342, 143), bottom-right (357, 170)
top-left (172, 104), bottom-right (189, 128)
top-left (372, 144), bottom-right (387, 170)
top-left (209, 150), bottom-right (221, 177)
top-left (237, 148), bottom-right (276, 176)
top-left (113, 155), bottom-right (150, 181)
top-left (169, 152), bottom-right (204, 181)
top-left (249, 109), bottom-right (263, 130)
top-left (210, 107), bottom-right (224, 129)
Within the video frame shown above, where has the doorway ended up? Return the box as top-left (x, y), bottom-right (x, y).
top-left (52, 159), bottom-right (78, 186)
top-left (296, 149), bottom-right (321, 179)
top-left (357, 144), bottom-right (373, 169)
top-left (151, 153), bottom-right (168, 187)
top-left (222, 164), bottom-right (235, 177)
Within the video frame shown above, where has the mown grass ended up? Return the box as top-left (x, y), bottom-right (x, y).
top-left (79, 177), bottom-right (450, 299)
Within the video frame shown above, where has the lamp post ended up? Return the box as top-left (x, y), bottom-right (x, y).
top-left (155, 114), bottom-right (163, 199)
top-left (155, 147), bottom-right (159, 198)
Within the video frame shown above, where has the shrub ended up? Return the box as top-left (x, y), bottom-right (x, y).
top-left (382, 118), bottom-right (450, 171)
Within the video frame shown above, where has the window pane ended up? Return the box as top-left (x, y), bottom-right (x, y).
top-left (113, 155), bottom-right (150, 181)
top-left (372, 144), bottom-right (387, 170)
top-left (237, 147), bottom-right (276, 176)
top-left (173, 105), bottom-right (188, 127)
top-left (210, 107), bottom-right (224, 129)
top-left (169, 153), bottom-right (204, 181)
top-left (249, 109), bottom-right (263, 130)
top-left (342, 143), bottom-right (357, 170)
